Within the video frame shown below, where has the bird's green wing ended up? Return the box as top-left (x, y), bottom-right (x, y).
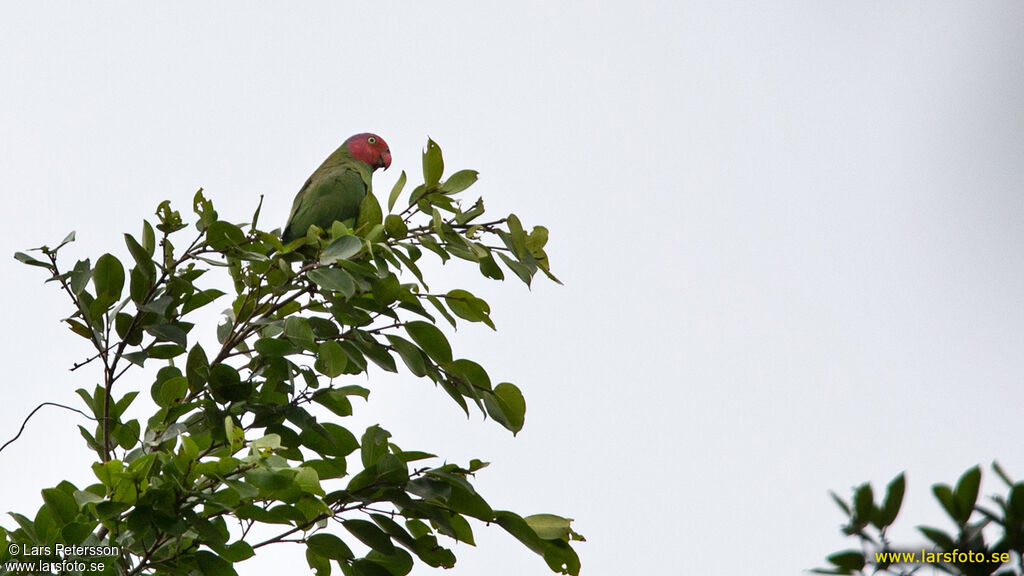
top-left (283, 163), bottom-right (371, 242)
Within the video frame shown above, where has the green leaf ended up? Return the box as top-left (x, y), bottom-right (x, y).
top-left (432, 475), bottom-right (492, 521)
top-left (484, 383), bottom-right (526, 434)
top-left (405, 321), bottom-right (452, 364)
top-left (300, 423), bottom-right (358, 458)
top-left (92, 253), bottom-right (125, 306)
top-left (370, 274), bottom-right (400, 307)
top-left (506, 214), bottom-right (527, 259)
top-left (312, 389), bottom-right (353, 417)
top-left (387, 170), bottom-right (407, 212)
top-left (183, 289), bottom-right (226, 315)
top-left (393, 245), bottom-right (427, 287)
top-left (14, 251), bottom-right (52, 269)
top-left (148, 344), bottom-right (185, 359)
top-left (129, 266), bottom-right (150, 304)
top-left (249, 194), bottom-right (264, 232)
top-left (113, 419), bottom-right (140, 449)
top-left (478, 254), bottom-right (504, 280)
top-left (933, 484), bottom-right (958, 523)
top-left (344, 519), bottom-right (395, 554)
top-left (55, 230), bottom-right (77, 251)
top-left (208, 363), bottom-right (251, 403)
top-left (409, 536), bottom-right (455, 569)
top-left (123, 351), bottom-right (148, 366)
top-left (206, 221), bottom-right (246, 251)
top-left (65, 319), bottom-right (95, 340)
top-left (527, 225), bottom-right (549, 252)
top-left (284, 316), bottom-right (316, 349)
top-left (384, 214), bottom-right (408, 239)
top-left (61, 521), bottom-right (96, 545)
top-left (361, 425), bottom-right (391, 468)
top-left (111, 313), bottom-right (138, 342)
top-left (877, 472), bottom-right (905, 528)
top-left (350, 559), bottom-right (392, 576)
top-left (418, 235), bottom-right (449, 263)
top-left (301, 457), bottom-right (346, 480)
top-left (440, 170), bottom-right (478, 195)
top-left (954, 465), bottom-right (981, 524)
top-left (156, 200), bottom-right (185, 233)
top-left (524, 514), bottom-right (573, 541)
top-left (215, 542), bottom-right (254, 563)
top-left (1010, 482), bottom-right (1024, 517)
top-left (155, 376), bottom-right (188, 407)
top-left (445, 513), bottom-right (475, 545)
top-left (114, 390), bottom-right (139, 418)
top-left (919, 526), bottom-right (955, 550)
top-left (366, 548), bottom-right (414, 576)
top-left (254, 338), bottom-right (295, 358)
top-left (422, 138), bottom-right (444, 187)
top-left (307, 532), bottom-right (354, 562)
top-left (315, 341), bottom-right (348, 378)
top-left (455, 198), bottom-right (485, 225)
top-left (425, 295), bottom-right (457, 328)
top-left (308, 316), bottom-right (340, 339)
top-left (447, 358), bottom-right (491, 391)
top-left (305, 549), bottom-right (330, 576)
top-left (498, 252), bottom-right (533, 286)
top-left (321, 235), bottom-right (363, 264)
top-left (853, 483), bottom-right (873, 524)
top-left (445, 289), bottom-right (493, 328)
top-left (194, 188), bottom-right (219, 229)
top-left (124, 233), bottom-right (155, 279)
top-left (369, 514), bottom-right (416, 548)
top-left (829, 491), bottom-right (851, 516)
top-left (195, 550), bottom-right (238, 576)
top-left (142, 220), bottom-right (156, 255)
top-left (337, 384), bottom-right (370, 399)
top-left (245, 469), bottom-right (294, 492)
top-left (235, 504), bottom-right (295, 525)
top-left (992, 461), bottom-right (1014, 487)
top-left (308, 268), bottom-right (356, 298)
top-left (251, 434), bottom-right (281, 452)
top-left (186, 511), bottom-right (230, 546)
top-left (431, 207), bottom-right (443, 233)
top-left (541, 539), bottom-right (580, 576)
top-left (356, 190), bottom-right (384, 230)
top-left (385, 335), bottom-right (428, 377)
top-left (41, 488), bottom-right (78, 526)
top-left (145, 323), bottom-right (188, 348)
top-left (186, 344), bottom-right (210, 390)
top-left (826, 550), bottom-right (865, 571)
top-left (353, 335), bottom-right (397, 373)
top-left (141, 294), bottom-right (173, 315)
top-left (70, 259), bottom-right (92, 295)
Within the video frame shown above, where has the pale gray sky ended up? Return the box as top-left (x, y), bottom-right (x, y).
top-left (2, 2), bottom-right (1023, 575)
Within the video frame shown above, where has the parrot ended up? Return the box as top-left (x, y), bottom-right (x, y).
top-left (282, 133), bottom-right (392, 243)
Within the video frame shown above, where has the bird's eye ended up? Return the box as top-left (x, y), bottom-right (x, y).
top-left (367, 137), bottom-right (377, 144)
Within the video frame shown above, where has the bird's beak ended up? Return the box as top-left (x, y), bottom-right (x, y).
top-left (377, 151), bottom-right (392, 171)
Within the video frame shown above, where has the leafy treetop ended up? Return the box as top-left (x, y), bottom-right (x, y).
top-left (7, 139), bottom-right (583, 576)
top-left (817, 463), bottom-right (1024, 576)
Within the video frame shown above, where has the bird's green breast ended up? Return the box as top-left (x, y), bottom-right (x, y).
top-left (282, 159), bottom-right (372, 242)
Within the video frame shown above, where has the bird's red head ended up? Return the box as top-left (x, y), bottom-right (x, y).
top-left (345, 133), bottom-right (392, 171)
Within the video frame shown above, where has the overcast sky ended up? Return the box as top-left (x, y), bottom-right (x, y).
top-left (2, 2), bottom-right (1023, 575)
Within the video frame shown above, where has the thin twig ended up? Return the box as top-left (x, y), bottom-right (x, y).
top-left (0, 402), bottom-right (98, 454)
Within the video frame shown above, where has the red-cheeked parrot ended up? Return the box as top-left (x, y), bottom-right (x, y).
top-left (282, 133), bottom-right (392, 243)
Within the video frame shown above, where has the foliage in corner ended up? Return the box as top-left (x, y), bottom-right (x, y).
top-left (816, 463), bottom-right (1024, 576)
top-left (6, 139), bottom-right (582, 576)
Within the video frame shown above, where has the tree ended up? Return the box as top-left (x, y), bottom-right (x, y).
top-left (816, 463), bottom-right (1024, 576)
top-left (6, 139), bottom-right (584, 576)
